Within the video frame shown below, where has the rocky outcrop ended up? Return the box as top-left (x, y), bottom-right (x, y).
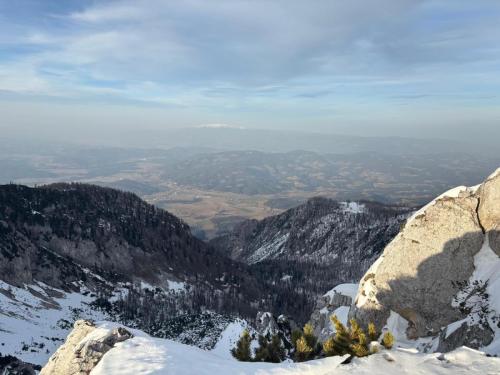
top-left (309, 284), bottom-right (357, 341)
top-left (351, 168), bottom-right (500, 351)
top-left (40, 320), bottom-right (132, 375)
top-left (437, 321), bottom-right (494, 353)
top-left (256, 312), bottom-right (280, 336)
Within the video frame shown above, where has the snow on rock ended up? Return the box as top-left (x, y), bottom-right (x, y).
top-left (310, 283), bottom-right (359, 341)
top-left (324, 283), bottom-right (359, 301)
top-left (247, 233), bottom-right (289, 264)
top-left (448, 235), bottom-right (500, 355)
top-left (488, 167), bottom-right (500, 180)
top-left (166, 280), bottom-right (186, 292)
top-left (85, 323), bottom-right (500, 375)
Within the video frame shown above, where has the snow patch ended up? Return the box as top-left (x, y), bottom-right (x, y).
top-left (211, 319), bottom-right (251, 360)
top-left (167, 280), bottom-right (186, 292)
top-left (196, 123), bottom-right (245, 129)
top-left (341, 201), bottom-right (365, 214)
top-left (487, 167), bottom-right (500, 180)
top-left (324, 283), bottom-right (359, 301)
top-left (247, 233), bottom-right (289, 264)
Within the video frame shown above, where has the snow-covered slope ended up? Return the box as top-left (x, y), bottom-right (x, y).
top-left (53, 322), bottom-right (500, 375)
top-left (0, 280), bottom-right (108, 365)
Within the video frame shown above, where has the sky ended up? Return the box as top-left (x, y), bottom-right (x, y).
top-left (1, 0), bottom-right (500, 141)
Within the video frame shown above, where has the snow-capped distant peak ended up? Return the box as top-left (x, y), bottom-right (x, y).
top-left (196, 123), bottom-right (245, 129)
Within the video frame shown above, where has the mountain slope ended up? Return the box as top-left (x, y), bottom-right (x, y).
top-left (211, 197), bottom-right (410, 322)
top-left (0, 183), bottom-right (268, 365)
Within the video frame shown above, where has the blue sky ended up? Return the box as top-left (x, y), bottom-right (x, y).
top-left (1, 0), bottom-right (500, 138)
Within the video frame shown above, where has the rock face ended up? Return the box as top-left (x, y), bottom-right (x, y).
top-left (478, 169), bottom-right (500, 256)
top-left (351, 169), bottom-right (500, 350)
top-left (41, 320), bottom-right (132, 375)
top-left (309, 284), bottom-right (358, 341)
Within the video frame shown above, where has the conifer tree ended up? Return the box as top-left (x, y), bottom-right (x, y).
top-left (382, 332), bottom-right (394, 349)
top-left (303, 323), bottom-right (318, 352)
top-left (349, 318), bottom-right (362, 341)
top-left (368, 322), bottom-right (379, 342)
top-left (330, 315), bottom-right (351, 355)
top-left (254, 335), bottom-right (269, 362)
top-left (254, 334), bottom-right (285, 363)
top-left (291, 329), bottom-right (303, 352)
top-left (351, 330), bottom-right (369, 357)
top-left (322, 336), bottom-right (338, 357)
top-left (268, 334), bottom-right (286, 363)
top-left (294, 336), bottom-right (313, 362)
top-left (231, 329), bottom-right (252, 361)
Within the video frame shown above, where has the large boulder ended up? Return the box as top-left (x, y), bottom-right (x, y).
top-left (351, 168), bottom-right (500, 352)
top-left (40, 320), bottom-right (132, 375)
top-left (352, 187), bottom-right (486, 337)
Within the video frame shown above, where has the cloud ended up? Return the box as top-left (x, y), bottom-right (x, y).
top-left (0, 0), bottom-right (499, 134)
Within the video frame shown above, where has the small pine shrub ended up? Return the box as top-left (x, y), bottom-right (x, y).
top-left (254, 335), bottom-right (269, 362)
top-left (231, 329), bottom-right (252, 361)
top-left (367, 322), bottom-right (379, 342)
top-left (294, 336), bottom-right (313, 362)
top-left (350, 331), bottom-right (369, 357)
top-left (303, 323), bottom-right (318, 351)
top-left (324, 316), bottom-right (389, 358)
top-left (292, 324), bottom-right (319, 362)
top-left (349, 318), bottom-right (363, 341)
top-left (382, 332), bottom-right (394, 349)
top-left (322, 336), bottom-right (338, 356)
top-left (268, 334), bottom-right (286, 363)
top-left (291, 329), bottom-right (303, 350)
top-left (254, 334), bottom-right (285, 363)
top-left (329, 315), bottom-right (352, 356)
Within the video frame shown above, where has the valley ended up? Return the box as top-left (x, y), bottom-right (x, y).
top-left (2, 136), bottom-right (498, 239)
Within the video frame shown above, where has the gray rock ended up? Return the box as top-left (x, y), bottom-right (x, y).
top-left (256, 312), bottom-right (279, 336)
top-left (437, 321), bottom-right (494, 353)
top-left (309, 285), bottom-right (355, 341)
top-left (354, 188), bottom-right (484, 337)
top-left (40, 320), bottom-right (132, 375)
top-left (350, 168), bottom-right (500, 352)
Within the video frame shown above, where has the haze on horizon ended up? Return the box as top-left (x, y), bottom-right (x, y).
top-left (1, 0), bottom-right (500, 145)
